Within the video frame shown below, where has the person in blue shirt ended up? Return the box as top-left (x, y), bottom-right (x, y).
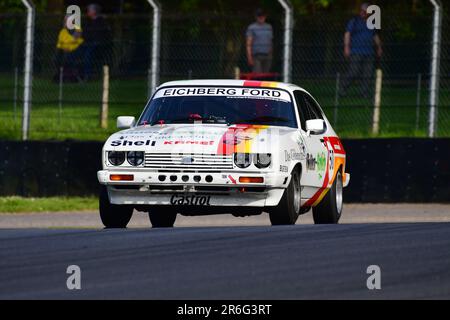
top-left (340, 3), bottom-right (382, 98)
top-left (246, 9), bottom-right (273, 73)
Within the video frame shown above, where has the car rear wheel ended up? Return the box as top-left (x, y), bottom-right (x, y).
top-left (269, 169), bottom-right (301, 225)
top-left (148, 209), bottom-right (177, 228)
top-left (312, 170), bottom-right (343, 224)
top-left (99, 186), bottom-right (134, 228)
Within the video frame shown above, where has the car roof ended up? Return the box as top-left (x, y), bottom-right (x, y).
top-left (158, 79), bottom-right (305, 92)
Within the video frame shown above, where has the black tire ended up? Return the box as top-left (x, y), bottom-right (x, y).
top-left (148, 209), bottom-right (177, 228)
top-left (312, 171), bottom-right (343, 224)
top-left (99, 186), bottom-right (133, 228)
top-left (269, 169), bottom-right (301, 225)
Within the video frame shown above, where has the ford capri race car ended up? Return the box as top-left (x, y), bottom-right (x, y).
top-left (97, 80), bottom-right (350, 228)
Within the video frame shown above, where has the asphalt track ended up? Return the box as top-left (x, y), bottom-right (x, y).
top-left (1, 205), bottom-right (450, 299)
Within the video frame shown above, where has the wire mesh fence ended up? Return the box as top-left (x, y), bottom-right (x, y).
top-left (0, 8), bottom-right (449, 140)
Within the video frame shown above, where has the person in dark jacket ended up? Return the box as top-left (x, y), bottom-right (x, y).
top-left (82, 4), bottom-right (111, 80)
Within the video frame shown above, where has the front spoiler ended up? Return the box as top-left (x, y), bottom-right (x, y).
top-left (106, 186), bottom-right (286, 207)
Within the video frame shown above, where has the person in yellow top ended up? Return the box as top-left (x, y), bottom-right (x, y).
top-left (55, 16), bottom-right (84, 82)
top-left (56, 25), bottom-right (84, 52)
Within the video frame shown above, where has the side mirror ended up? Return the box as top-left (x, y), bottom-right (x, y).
top-left (306, 119), bottom-right (325, 135)
top-left (117, 116), bottom-right (136, 129)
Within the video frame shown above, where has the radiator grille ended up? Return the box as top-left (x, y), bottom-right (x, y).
top-left (145, 153), bottom-right (233, 170)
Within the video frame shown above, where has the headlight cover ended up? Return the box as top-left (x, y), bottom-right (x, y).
top-left (108, 151), bottom-right (125, 166)
top-left (234, 153), bottom-right (252, 168)
top-left (127, 151), bottom-right (144, 166)
top-left (254, 153), bottom-right (271, 168)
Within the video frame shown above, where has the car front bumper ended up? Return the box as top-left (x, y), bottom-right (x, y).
top-left (97, 170), bottom-right (289, 207)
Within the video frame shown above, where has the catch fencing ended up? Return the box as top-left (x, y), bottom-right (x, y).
top-left (0, 6), bottom-right (449, 140)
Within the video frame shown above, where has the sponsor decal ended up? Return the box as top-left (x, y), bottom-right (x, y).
top-left (170, 194), bottom-right (211, 206)
top-left (296, 135), bottom-right (307, 159)
top-left (279, 165), bottom-right (288, 173)
top-left (163, 140), bottom-right (215, 145)
top-left (163, 87), bottom-right (238, 96)
top-left (303, 136), bottom-right (346, 208)
top-left (306, 153), bottom-right (316, 171)
top-left (316, 152), bottom-right (326, 172)
top-left (111, 140), bottom-right (155, 147)
top-left (154, 86), bottom-right (291, 103)
top-left (284, 149), bottom-right (302, 162)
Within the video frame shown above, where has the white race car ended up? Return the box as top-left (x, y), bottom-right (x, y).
top-left (97, 80), bottom-right (349, 228)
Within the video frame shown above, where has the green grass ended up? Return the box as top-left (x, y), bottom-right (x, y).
top-left (1, 74), bottom-right (449, 140)
top-left (0, 196), bottom-right (98, 213)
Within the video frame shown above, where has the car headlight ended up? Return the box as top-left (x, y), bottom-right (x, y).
top-left (254, 153), bottom-right (271, 168)
top-left (127, 151), bottom-right (144, 166)
top-left (108, 151), bottom-right (125, 166)
top-left (234, 153), bottom-right (252, 168)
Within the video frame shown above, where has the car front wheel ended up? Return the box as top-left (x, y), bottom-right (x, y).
top-left (312, 170), bottom-right (343, 224)
top-left (148, 209), bottom-right (177, 228)
top-left (268, 169), bottom-right (301, 225)
top-left (99, 186), bottom-right (134, 228)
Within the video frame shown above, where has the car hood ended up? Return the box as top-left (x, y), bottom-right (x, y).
top-left (104, 124), bottom-right (296, 155)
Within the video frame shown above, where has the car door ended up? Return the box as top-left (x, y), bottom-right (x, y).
top-left (293, 90), bottom-right (328, 192)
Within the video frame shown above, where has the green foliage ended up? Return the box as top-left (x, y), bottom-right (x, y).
top-left (0, 196), bottom-right (98, 213)
top-left (394, 21), bottom-right (417, 40)
top-left (0, 0), bottom-right (48, 13)
top-left (0, 0), bottom-right (24, 13)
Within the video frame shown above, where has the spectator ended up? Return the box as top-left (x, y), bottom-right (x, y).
top-left (246, 9), bottom-right (273, 73)
top-left (340, 3), bottom-right (382, 98)
top-left (55, 16), bottom-right (84, 82)
top-left (82, 4), bottom-right (111, 80)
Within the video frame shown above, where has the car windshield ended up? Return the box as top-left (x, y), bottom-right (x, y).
top-left (138, 86), bottom-right (297, 128)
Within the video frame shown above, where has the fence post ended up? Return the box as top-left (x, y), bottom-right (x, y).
top-left (415, 73), bottom-right (422, 132)
top-left (428, 0), bottom-right (442, 137)
top-left (277, 0), bottom-right (293, 83)
top-left (147, 0), bottom-right (162, 96)
top-left (234, 67), bottom-right (241, 80)
top-left (13, 67), bottom-right (19, 124)
top-left (334, 72), bottom-right (340, 126)
top-left (58, 67), bottom-right (64, 123)
top-left (20, 0), bottom-right (35, 141)
top-left (100, 65), bottom-right (109, 129)
top-left (372, 69), bottom-right (383, 135)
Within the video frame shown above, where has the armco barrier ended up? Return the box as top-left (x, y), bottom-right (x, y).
top-left (0, 139), bottom-right (449, 202)
top-left (0, 141), bottom-right (101, 197)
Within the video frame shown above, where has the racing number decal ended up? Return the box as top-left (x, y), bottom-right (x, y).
top-left (327, 141), bottom-right (335, 176)
top-left (304, 136), bottom-right (345, 207)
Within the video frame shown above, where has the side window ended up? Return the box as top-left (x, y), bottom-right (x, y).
top-left (293, 90), bottom-right (324, 131)
top-left (303, 93), bottom-right (324, 121)
top-left (293, 90), bottom-right (307, 131)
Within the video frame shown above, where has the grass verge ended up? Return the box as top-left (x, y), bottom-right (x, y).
top-left (1, 75), bottom-right (450, 140)
top-left (0, 196), bottom-right (98, 213)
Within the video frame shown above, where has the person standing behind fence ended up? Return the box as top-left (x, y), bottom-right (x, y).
top-left (246, 9), bottom-right (273, 74)
top-left (82, 4), bottom-right (111, 80)
top-left (55, 16), bottom-right (84, 82)
top-left (340, 3), bottom-right (382, 98)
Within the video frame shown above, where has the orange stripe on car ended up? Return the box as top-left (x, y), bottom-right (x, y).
top-left (243, 81), bottom-right (279, 88)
